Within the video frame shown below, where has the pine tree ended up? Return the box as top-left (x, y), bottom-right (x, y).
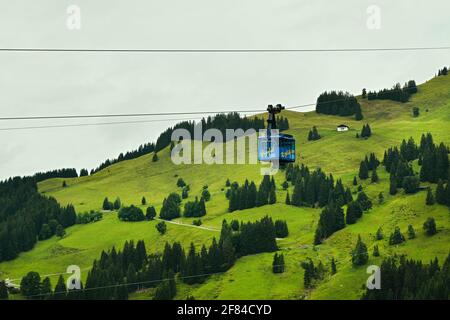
top-left (356, 191), bottom-right (372, 211)
top-left (102, 197), bottom-right (112, 210)
top-left (445, 183), bottom-right (450, 207)
top-left (0, 281), bottom-right (8, 300)
top-left (141, 196), bottom-right (147, 205)
top-left (54, 275), bottom-right (67, 300)
top-left (407, 225), bottom-right (416, 239)
top-left (423, 217), bottom-right (437, 236)
top-left (426, 189), bottom-right (435, 205)
top-left (359, 161), bottom-right (369, 180)
top-left (389, 174), bottom-right (397, 195)
top-left (146, 206), bottom-right (157, 220)
top-left (346, 201), bottom-right (362, 224)
top-left (56, 224), bottom-right (66, 238)
top-left (156, 221), bottom-right (167, 235)
top-left (272, 253), bottom-right (285, 273)
top-left (268, 188), bottom-right (276, 205)
top-left (389, 227), bottom-right (405, 245)
top-left (152, 152), bottom-right (159, 162)
top-left (435, 180), bottom-right (446, 204)
top-left (371, 168), bottom-right (379, 183)
top-left (352, 235), bottom-right (369, 266)
top-left (378, 192), bottom-right (384, 204)
top-left (373, 245), bottom-right (380, 257)
top-left (285, 191), bottom-right (291, 205)
top-left (353, 176), bottom-right (358, 186)
top-left (40, 277), bottom-right (52, 300)
top-left (376, 227), bottom-right (383, 240)
top-left (20, 272), bottom-right (41, 299)
top-left (330, 258), bottom-right (337, 274)
top-left (291, 179), bottom-right (303, 207)
top-left (113, 197), bottom-right (121, 210)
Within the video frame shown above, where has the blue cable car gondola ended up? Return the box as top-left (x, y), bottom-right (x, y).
top-left (258, 104), bottom-right (296, 164)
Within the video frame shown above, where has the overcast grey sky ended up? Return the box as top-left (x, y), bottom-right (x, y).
top-left (0, 0), bottom-right (449, 179)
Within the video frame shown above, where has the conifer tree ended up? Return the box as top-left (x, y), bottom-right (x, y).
top-left (359, 161), bottom-right (369, 180)
top-left (285, 191), bottom-right (291, 205)
top-left (378, 192), bottom-right (384, 204)
top-left (268, 188), bottom-right (277, 205)
top-left (426, 188), bottom-right (435, 205)
top-left (40, 277), bottom-right (52, 300)
top-left (156, 221), bottom-right (167, 235)
top-left (445, 183), bottom-right (450, 207)
top-left (353, 176), bottom-right (358, 186)
top-left (423, 217), bottom-right (437, 236)
top-left (371, 168), bottom-right (379, 183)
top-left (331, 258), bottom-right (337, 275)
top-left (390, 174), bottom-right (397, 195)
top-left (356, 191), bottom-right (372, 211)
top-left (389, 227), bottom-right (405, 245)
top-left (146, 206), bottom-right (157, 220)
top-left (352, 235), bottom-right (369, 266)
top-left (346, 201), bottom-right (363, 224)
top-left (435, 180), bottom-right (446, 204)
top-left (113, 197), bottom-right (121, 210)
top-left (376, 227), bottom-right (383, 240)
top-left (53, 275), bottom-right (67, 300)
top-left (407, 225), bottom-right (416, 239)
top-left (0, 281), bottom-right (8, 300)
top-left (272, 253), bottom-right (285, 273)
top-left (373, 245), bottom-right (380, 257)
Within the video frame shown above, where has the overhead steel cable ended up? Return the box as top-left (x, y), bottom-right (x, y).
top-left (1, 46), bottom-right (450, 53)
top-left (0, 117), bottom-right (203, 132)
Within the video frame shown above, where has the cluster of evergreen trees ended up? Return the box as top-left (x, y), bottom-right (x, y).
top-left (316, 91), bottom-right (363, 120)
top-left (0, 177), bottom-right (77, 262)
top-left (301, 259), bottom-right (328, 289)
top-left (102, 197), bottom-right (122, 211)
top-left (32, 168), bottom-right (79, 182)
top-left (362, 253), bottom-right (450, 299)
top-left (236, 216), bottom-right (278, 256)
top-left (418, 135), bottom-right (449, 183)
top-left (183, 197), bottom-right (206, 217)
top-left (227, 176), bottom-right (276, 212)
top-left (382, 134), bottom-right (449, 195)
top-left (437, 67), bottom-right (448, 76)
top-left (275, 116), bottom-right (290, 131)
top-left (18, 216), bottom-right (280, 300)
top-left (272, 253), bottom-right (285, 273)
top-left (366, 81), bottom-right (417, 103)
top-left (118, 205), bottom-right (145, 222)
top-left (358, 152), bottom-right (380, 180)
top-left (286, 164), bottom-right (353, 208)
top-left (314, 191), bottom-right (372, 245)
top-left (160, 193), bottom-right (182, 220)
top-left (307, 126), bottom-right (321, 141)
top-left (20, 271), bottom-right (87, 300)
top-left (76, 211), bottom-right (103, 224)
top-left (359, 124), bottom-right (372, 138)
top-left (435, 180), bottom-right (450, 208)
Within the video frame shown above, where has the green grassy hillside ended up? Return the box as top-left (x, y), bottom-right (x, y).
top-left (1, 75), bottom-right (449, 300)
